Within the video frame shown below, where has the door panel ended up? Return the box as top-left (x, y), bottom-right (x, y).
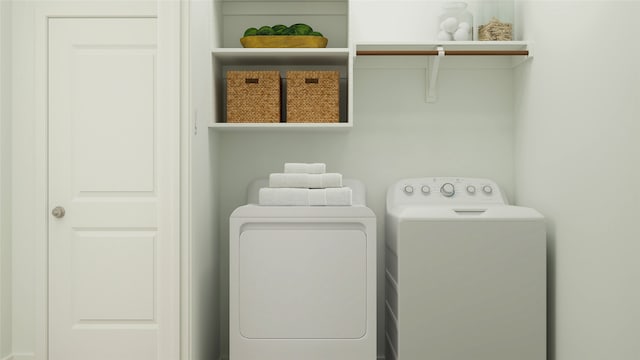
top-left (48, 18), bottom-right (173, 360)
top-left (73, 231), bottom-right (156, 321)
top-left (72, 48), bottom-right (156, 192)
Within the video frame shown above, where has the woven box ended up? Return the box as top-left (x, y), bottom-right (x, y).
top-left (286, 71), bottom-right (339, 123)
top-left (226, 70), bottom-right (280, 123)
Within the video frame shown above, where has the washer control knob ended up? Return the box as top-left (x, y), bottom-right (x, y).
top-left (403, 185), bottom-right (414, 194)
top-left (421, 185), bottom-right (431, 194)
top-left (440, 183), bottom-right (455, 197)
top-left (482, 185), bottom-right (493, 194)
top-left (466, 185), bottom-right (476, 194)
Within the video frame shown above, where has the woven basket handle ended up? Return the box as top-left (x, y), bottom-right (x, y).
top-left (245, 78), bottom-right (259, 84)
top-left (305, 78), bottom-right (319, 84)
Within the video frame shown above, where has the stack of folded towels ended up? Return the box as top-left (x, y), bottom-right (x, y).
top-left (258, 163), bottom-right (352, 206)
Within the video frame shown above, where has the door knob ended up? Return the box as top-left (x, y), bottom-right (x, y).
top-left (51, 206), bottom-right (66, 218)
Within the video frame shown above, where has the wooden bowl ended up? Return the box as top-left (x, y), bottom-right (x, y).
top-left (240, 36), bottom-right (328, 48)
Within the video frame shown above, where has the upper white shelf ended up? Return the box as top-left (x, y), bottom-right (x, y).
top-left (213, 48), bottom-right (350, 66)
top-left (209, 122), bottom-right (352, 132)
top-left (356, 41), bottom-right (531, 56)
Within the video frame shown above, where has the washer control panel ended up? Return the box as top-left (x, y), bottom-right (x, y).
top-left (387, 177), bottom-right (507, 207)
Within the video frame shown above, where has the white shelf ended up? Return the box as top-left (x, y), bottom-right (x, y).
top-left (210, 0), bottom-right (352, 128)
top-left (211, 49), bottom-right (352, 127)
top-left (213, 47), bottom-right (350, 66)
top-left (355, 41), bottom-right (532, 103)
top-left (355, 41), bottom-right (532, 69)
top-left (356, 41), bottom-right (530, 55)
top-left (210, 122), bottom-right (353, 131)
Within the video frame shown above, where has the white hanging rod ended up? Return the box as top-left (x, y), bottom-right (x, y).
top-left (357, 49), bottom-right (529, 56)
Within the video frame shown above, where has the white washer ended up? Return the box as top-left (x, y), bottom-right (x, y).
top-left (385, 177), bottom-right (546, 360)
top-left (230, 179), bottom-right (376, 360)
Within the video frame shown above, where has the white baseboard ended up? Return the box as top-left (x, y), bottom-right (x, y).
top-left (218, 354), bottom-right (382, 360)
top-left (218, 355), bottom-right (384, 360)
top-left (217, 354), bottom-right (382, 360)
top-left (2, 353), bottom-right (379, 360)
top-left (5, 354), bottom-right (35, 360)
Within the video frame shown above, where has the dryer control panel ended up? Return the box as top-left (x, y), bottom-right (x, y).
top-left (387, 177), bottom-right (507, 207)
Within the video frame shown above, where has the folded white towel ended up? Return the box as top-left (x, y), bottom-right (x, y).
top-left (284, 163), bottom-right (326, 174)
top-left (258, 188), bottom-right (309, 206)
top-left (269, 173), bottom-right (342, 188)
top-left (259, 187), bottom-right (353, 206)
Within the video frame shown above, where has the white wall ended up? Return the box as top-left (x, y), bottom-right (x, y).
top-left (216, 62), bottom-right (517, 357)
top-left (186, 1), bottom-right (221, 360)
top-left (0, 0), bottom-right (13, 358)
top-left (351, 0), bottom-right (495, 44)
top-left (10, 1), bottom-right (37, 356)
top-left (514, 1), bottom-right (640, 359)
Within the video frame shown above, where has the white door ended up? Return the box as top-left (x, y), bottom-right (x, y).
top-left (48, 18), bottom-right (178, 360)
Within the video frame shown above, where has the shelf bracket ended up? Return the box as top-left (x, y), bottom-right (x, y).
top-left (511, 42), bottom-right (534, 67)
top-left (426, 46), bottom-right (444, 103)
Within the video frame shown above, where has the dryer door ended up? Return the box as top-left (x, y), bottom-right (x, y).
top-left (238, 224), bottom-right (367, 339)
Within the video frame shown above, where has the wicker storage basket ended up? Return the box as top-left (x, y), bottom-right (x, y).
top-left (226, 70), bottom-right (280, 123)
top-left (478, 18), bottom-right (513, 41)
top-left (286, 70), bottom-right (339, 123)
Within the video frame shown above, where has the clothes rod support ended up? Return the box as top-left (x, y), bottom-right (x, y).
top-left (426, 46), bottom-right (444, 103)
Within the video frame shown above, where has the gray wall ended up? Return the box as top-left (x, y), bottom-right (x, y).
top-left (514, 1), bottom-right (640, 359)
top-left (188, 1), bottom-right (221, 360)
top-left (11, 0), bottom-right (41, 352)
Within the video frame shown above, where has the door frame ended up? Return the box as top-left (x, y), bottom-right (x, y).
top-left (0, 1), bottom-right (10, 357)
top-left (33, 2), bottom-right (182, 359)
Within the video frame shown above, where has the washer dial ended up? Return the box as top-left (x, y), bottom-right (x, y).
top-left (440, 183), bottom-right (455, 197)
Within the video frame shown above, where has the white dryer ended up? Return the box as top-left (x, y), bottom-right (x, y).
top-left (230, 179), bottom-right (377, 360)
top-left (385, 177), bottom-right (546, 360)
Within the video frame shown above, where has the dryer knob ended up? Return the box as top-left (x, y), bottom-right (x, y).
top-left (403, 185), bottom-right (414, 194)
top-left (421, 185), bottom-right (431, 194)
top-left (482, 185), bottom-right (493, 194)
top-left (440, 183), bottom-right (455, 197)
top-left (466, 185), bottom-right (476, 194)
